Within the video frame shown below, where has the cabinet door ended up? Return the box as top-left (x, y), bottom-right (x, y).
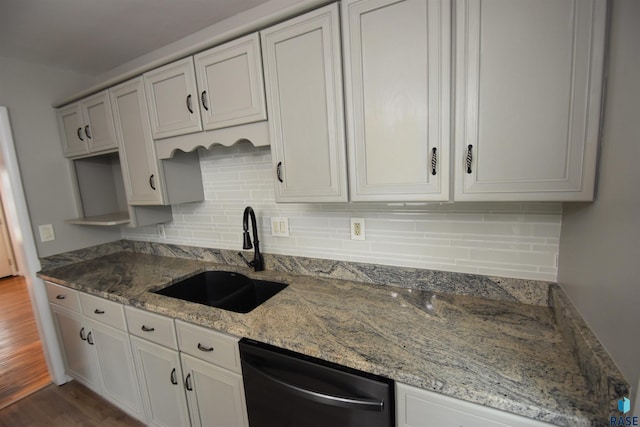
top-left (49, 305), bottom-right (100, 393)
top-left (454, 0), bottom-right (606, 201)
top-left (111, 77), bottom-right (165, 205)
top-left (261, 3), bottom-right (348, 202)
top-left (195, 33), bottom-right (267, 131)
top-left (182, 353), bottom-right (248, 427)
top-left (144, 57), bottom-right (202, 139)
top-left (57, 103), bottom-right (89, 158)
top-left (80, 91), bottom-right (118, 154)
top-left (91, 322), bottom-right (144, 420)
top-left (343, 0), bottom-right (450, 201)
top-left (130, 336), bottom-right (191, 427)
top-left (397, 382), bottom-right (554, 427)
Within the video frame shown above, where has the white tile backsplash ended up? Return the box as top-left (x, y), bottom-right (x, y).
top-left (122, 142), bottom-right (562, 281)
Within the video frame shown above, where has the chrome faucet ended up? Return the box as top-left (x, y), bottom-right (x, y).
top-left (239, 206), bottom-right (264, 272)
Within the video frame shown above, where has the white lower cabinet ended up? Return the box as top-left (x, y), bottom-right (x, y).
top-left (397, 383), bottom-right (554, 427)
top-left (130, 336), bottom-right (191, 427)
top-left (90, 322), bottom-right (144, 420)
top-left (48, 287), bottom-right (144, 422)
top-left (49, 304), bottom-right (101, 393)
top-left (181, 353), bottom-right (248, 427)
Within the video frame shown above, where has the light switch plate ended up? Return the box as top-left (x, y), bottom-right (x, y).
top-left (271, 217), bottom-right (290, 237)
top-left (39, 224), bottom-right (55, 242)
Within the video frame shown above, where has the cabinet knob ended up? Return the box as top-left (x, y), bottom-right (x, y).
top-left (431, 147), bottom-right (438, 176)
top-left (77, 127), bottom-right (84, 141)
top-left (466, 145), bottom-right (473, 174)
top-left (186, 94), bottom-right (194, 114)
top-left (85, 125), bottom-right (92, 139)
top-left (201, 91), bottom-right (209, 111)
top-left (276, 162), bottom-right (284, 183)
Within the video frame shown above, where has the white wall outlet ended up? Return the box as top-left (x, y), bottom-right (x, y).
top-left (351, 218), bottom-right (365, 240)
top-left (271, 217), bottom-right (290, 237)
top-left (39, 224), bottom-right (55, 242)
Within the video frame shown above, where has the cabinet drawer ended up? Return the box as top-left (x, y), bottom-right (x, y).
top-left (79, 292), bottom-right (126, 331)
top-left (125, 306), bottom-right (178, 350)
top-left (45, 281), bottom-right (80, 312)
top-left (176, 320), bottom-right (240, 373)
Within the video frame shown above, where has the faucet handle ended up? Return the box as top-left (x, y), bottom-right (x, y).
top-left (237, 252), bottom-right (253, 268)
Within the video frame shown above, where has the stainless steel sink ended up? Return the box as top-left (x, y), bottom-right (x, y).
top-left (153, 271), bottom-right (287, 313)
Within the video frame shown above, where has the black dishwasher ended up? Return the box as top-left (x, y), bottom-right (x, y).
top-left (239, 338), bottom-right (394, 427)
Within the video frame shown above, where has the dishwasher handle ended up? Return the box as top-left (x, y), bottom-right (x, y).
top-left (243, 360), bottom-right (384, 412)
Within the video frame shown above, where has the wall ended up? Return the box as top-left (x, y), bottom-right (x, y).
top-left (557, 0), bottom-right (640, 406)
top-left (0, 56), bottom-right (122, 258)
top-left (123, 142), bottom-right (562, 282)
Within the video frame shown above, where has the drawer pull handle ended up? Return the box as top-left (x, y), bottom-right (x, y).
top-left (201, 91), bottom-right (209, 111)
top-left (87, 331), bottom-right (94, 345)
top-left (56, 294), bottom-right (66, 300)
top-left (77, 127), bottom-right (84, 141)
top-left (197, 343), bottom-right (214, 352)
top-left (79, 327), bottom-right (86, 341)
top-left (94, 309), bottom-right (105, 314)
top-left (431, 147), bottom-right (438, 176)
top-left (141, 325), bottom-right (155, 332)
top-left (85, 125), bottom-right (91, 139)
top-left (170, 368), bottom-right (178, 385)
top-left (185, 373), bottom-right (193, 391)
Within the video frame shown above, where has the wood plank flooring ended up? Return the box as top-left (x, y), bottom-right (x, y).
top-left (0, 381), bottom-right (145, 427)
top-left (0, 276), bottom-right (51, 409)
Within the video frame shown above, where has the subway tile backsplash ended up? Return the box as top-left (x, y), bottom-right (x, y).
top-left (122, 142), bottom-right (562, 281)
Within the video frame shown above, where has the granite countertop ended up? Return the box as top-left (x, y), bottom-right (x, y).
top-left (39, 251), bottom-right (601, 426)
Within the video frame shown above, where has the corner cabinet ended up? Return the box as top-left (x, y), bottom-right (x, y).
top-left (397, 382), bottom-right (554, 427)
top-left (342, 0), bottom-right (451, 202)
top-left (261, 3), bottom-right (348, 202)
top-left (454, 0), bottom-right (607, 201)
top-left (57, 91), bottom-right (119, 158)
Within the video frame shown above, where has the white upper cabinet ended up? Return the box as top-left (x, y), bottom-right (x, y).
top-left (111, 78), bottom-right (165, 205)
top-left (57, 91), bottom-right (118, 158)
top-left (144, 57), bottom-right (203, 139)
top-left (454, 0), bottom-right (607, 201)
top-left (342, 0), bottom-right (451, 202)
top-left (110, 77), bottom-right (204, 206)
top-left (194, 33), bottom-right (267, 130)
top-left (261, 3), bottom-right (348, 202)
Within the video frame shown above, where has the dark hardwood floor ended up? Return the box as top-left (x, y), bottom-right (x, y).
top-left (0, 381), bottom-right (145, 427)
top-left (0, 276), bottom-right (51, 409)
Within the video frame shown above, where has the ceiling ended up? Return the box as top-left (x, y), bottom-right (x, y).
top-left (0, 0), bottom-right (272, 76)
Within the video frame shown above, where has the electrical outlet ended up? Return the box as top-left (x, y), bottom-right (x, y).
top-left (351, 218), bottom-right (365, 241)
top-left (39, 224), bottom-right (55, 242)
top-left (157, 224), bottom-right (166, 239)
top-left (271, 217), bottom-right (290, 237)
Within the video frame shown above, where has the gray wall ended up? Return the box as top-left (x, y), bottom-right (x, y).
top-left (0, 56), bottom-right (122, 258)
top-left (557, 0), bottom-right (640, 405)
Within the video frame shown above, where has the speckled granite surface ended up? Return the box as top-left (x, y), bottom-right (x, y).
top-left (38, 250), bottom-right (625, 427)
top-left (40, 240), bottom-right (551, 306)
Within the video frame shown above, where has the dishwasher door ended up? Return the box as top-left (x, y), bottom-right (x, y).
top-left (239, 338), bottom-right (394, 427)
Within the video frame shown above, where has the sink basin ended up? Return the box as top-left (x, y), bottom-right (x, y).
top-left (153, 271), bottom-right (287, 313)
